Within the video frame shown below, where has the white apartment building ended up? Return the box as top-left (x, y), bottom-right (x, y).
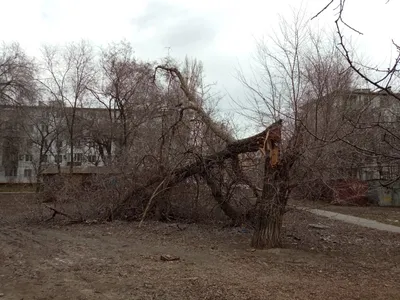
top-left (0, 103), bottom-right (112, 184)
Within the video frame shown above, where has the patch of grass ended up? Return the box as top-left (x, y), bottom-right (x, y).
top-left (0, 184), bottom-right (36, 193)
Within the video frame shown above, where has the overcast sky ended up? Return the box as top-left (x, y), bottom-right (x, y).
top-left (1, 0), bottom-right (399, 133)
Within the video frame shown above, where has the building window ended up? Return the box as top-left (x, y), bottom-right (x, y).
top-left (24, 169), bottom-right (32, 177)
top-left (88, 155), bottom-right (97, 163)
top-left (43, 110), bottom-right (51, 118)
top-left (366, 171), bottom-right (375, 180)
top-left (380, 165), bottom-right (398, 181)
top-left (40, 155), bottom-right (48, 163)
top-left (56, 140), bottom-right (63, 148)
top-left (54, 110), bottom-right (63, 118)
top-left (26, 139), bottom-right (33, 150)
top-left (74, 139), bottom-right (82, 147)
top-left (75, 153), bottom-right (83, 162)
top-left (25, 154), bottom-right (33, 162)
top-left (5, 168), bottom-right (17, 177)
top-left (54, 155), bottom-right (62, 163)
top-left (67, 153), bottom-right (83, 162)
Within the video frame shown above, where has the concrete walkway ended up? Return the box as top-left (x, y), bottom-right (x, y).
top-left (297, 207), bottom-right (400, 234)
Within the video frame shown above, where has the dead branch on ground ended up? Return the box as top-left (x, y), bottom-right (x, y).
top-left (44, 204), bottom-right (83, 223)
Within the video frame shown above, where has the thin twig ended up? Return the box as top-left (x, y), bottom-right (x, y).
top-left (311, 0), bottom-right (334, 20)
top-left (138, 178), bottom-right (168, 227)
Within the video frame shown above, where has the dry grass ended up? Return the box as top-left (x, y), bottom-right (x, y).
top-left (0, 183), bottom-right (36, 193)
top-left (0, 193), bottom-right (399, 299)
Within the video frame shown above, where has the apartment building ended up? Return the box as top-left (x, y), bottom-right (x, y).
top-left (0, 102), bottom-right (113, 184)
top-left (0, 98), bottom-right (200, 184)
top-left (300, 88), bottom-right (400, 205)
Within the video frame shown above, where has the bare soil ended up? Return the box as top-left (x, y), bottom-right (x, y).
top-left (0, 194), bottom-right (399, 300)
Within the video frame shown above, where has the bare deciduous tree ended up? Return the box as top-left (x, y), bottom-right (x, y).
top-left (314, 0), bottom-right (400, 99)
top-left (312, 1), bottom-right (400, 187)
top-left (18, 103), bottom-right (66, 190)
top-left (39, 40), bottom-right (95, 173)
top-left (0, 42), bottom-right (37, 106)
top-left (237, 10), bottom-right (363, 247)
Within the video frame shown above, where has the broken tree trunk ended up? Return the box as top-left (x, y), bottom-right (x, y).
top-left (111, 120), bottom-right (283, 221)
top-left (251, 125), bottom-right (302, 249)
top-left (251, 156), bottom-right (290, 248)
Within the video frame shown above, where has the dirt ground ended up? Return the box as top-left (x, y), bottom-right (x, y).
top-left (297, 199), bottom-right (400, 227)
top-left (0, 194), bottom-right (399, 300)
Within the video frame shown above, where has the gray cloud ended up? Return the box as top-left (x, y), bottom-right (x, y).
top-left (161, 16), bottom-right (217, 49)
top-left (132, 0), bottom-right (189, 31)
top-left (130, 0), bottom-right (245, 125)
top-left (131, 0), bottom-right (219, 51)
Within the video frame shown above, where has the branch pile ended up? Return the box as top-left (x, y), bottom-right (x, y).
top-left (111, 119), bottom-right (283, 221)
top-left (108, 65), bottom-right (284, 223)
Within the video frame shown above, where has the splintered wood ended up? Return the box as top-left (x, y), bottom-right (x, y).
top-left (259, 121), bottom-right (282, 167)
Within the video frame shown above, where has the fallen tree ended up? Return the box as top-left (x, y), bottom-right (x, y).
top-left (107, 64), bottom-right (301, 249)
top-left (111, 119), bottom-right (283, 223)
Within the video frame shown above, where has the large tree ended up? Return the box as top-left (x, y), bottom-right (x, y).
top-left (237, 10), bottom-right (359, 247)
top-left (88, 41), bottom-right (159, 165)
top-left (39, 40), bottom-right (95, 173)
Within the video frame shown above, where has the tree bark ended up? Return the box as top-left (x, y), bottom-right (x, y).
top-left (251, 208), bottom-right (283, 248)
top-left (251, 149), bottom-right (295, 249)
top-left (251, 178), bottom-right (287, 248)
top-left (202, 168), bottom-right (240, 224)
top-left (251, 153), bottom-right (282, 248)
top-left (155, 66), bottom-right (235, 143)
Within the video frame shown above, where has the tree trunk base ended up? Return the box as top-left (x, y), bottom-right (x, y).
top-left (251, 213), bottom-right (283, 249)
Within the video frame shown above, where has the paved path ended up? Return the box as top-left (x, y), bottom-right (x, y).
top-left (297, 207), bottom-right (400, 234)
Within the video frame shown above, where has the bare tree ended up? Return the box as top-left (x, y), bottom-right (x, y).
top-left (312, 1), bottom-right (400, 188)
top-left (0, 42), bottom-right (37, 106)
top-left (87, 41), bottom-right (160, 165)
top-left (236, 11), bottom-right (311, 248)
top-left (0, 108), bottom-right (23, 182)
top-left (39, 40), bottom-right (95, 173)
top-left (314, 1), bottom-right (400, 99)
top-left (235, 9), bottom-right (366, 247)
top-left (17, 103), bottom-right (66, 190)
top-left (0, 42), bottom-right (37, 184)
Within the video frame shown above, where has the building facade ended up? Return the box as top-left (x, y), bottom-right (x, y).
top-left (300, 88), bottom-right (400, 205)
top-left (0, 102), bottom-right (113, 184)
top-left (0, 99), bottom-right (202, 185)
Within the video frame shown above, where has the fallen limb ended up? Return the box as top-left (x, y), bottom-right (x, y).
top-left (44, 204), bottom-right (83, 223)
top-left (112, 120), bottom-right (283, 220)
top-left (202, 168), bottom-right (240, 223)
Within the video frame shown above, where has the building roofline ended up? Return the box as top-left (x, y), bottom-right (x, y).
top-left (300, 88), bottom-right (400, 110)
top-left (0, 103), bottom-right (117, 112)
top-left (42, 166), bottom-right (118, 175)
